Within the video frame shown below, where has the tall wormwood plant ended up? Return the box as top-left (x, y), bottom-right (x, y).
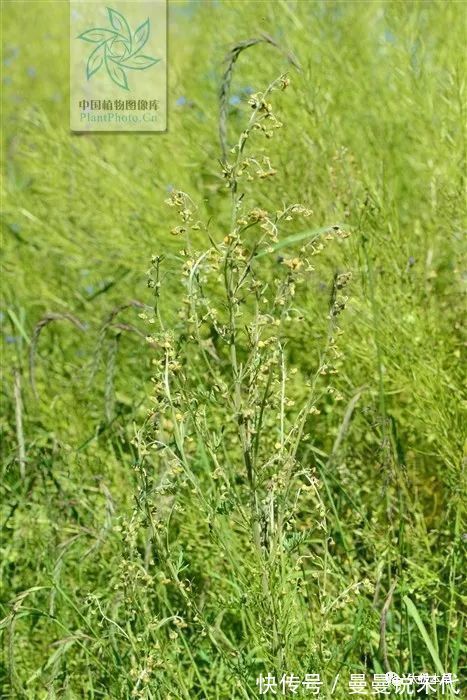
top-left (132, 74), bottom-right (354, 695)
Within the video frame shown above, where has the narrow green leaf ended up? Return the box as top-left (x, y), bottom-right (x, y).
top-left (254, 224), bottom-right (338, 258)
top-left (6, 308), bottom-right (30, 343)
top-left (403, 596), bottom-right (445, 675)
top-left (27, 638), bottom-right (78, 684)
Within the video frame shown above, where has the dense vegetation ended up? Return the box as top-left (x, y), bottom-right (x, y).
top-left (1, 1), bottom-right (465, 698)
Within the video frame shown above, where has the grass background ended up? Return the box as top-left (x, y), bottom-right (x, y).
top-left (1, 1), bottom-right (466, 698)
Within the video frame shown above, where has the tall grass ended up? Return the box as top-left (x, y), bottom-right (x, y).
top-left (1, 1), bottom-right (465, 698)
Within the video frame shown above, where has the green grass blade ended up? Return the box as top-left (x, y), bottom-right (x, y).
top-left (6, 308), bottom-right (30, 344)
top-left (403, 596), bottom-right (445, 675)
top-left (254, 224), bottom-right (340, 258)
